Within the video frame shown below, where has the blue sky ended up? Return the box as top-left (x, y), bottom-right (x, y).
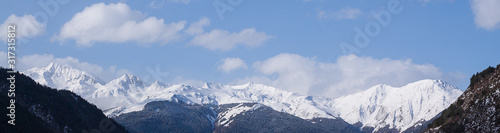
top-left (1, 0), bottom-right (499, 97)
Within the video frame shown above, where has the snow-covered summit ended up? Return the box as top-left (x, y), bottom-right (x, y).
top-left (23, 63), bottom-right (104, 95)
top-left (109, 73), bottom-right (146, 87)
top-left (332, 79), bottom-right (463, 132)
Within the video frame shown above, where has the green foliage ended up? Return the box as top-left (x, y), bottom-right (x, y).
top-left (427, 64), bottom-right (500, 132)
top-left (0, 67), bottom-right (129, 133)
top-left (457, 99), bottom-right (464, 106)
top-left (469, 66), bottom-right (496, 88)
top-left (427, 102), bottom-right (464, 129)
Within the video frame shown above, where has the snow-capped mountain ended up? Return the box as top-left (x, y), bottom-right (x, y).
top-left (331, 79), bottom-right (463, 132)
top-left (91, 74), bottom-right (148, 109)
top-left (108, 82), bottom-right (338, 119)
top-left (23, 63), bottom-right (463, 132)
top-left (23, 63), bottom-right (105, 96)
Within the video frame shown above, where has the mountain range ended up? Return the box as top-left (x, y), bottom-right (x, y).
top-left (23, 63), bottom-right (464, 132)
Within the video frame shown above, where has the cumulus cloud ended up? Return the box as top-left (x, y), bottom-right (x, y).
top-left (318, 8), bottom-right (363, 20)
top-left (0, 14), bottom-right (46, 42)
top-left (53, 3), bottom-right (186, 46)
top-left (186, 17), bottom-right (273, 51)
top-left (217, 58), bottom-right (248, 73)
top-left (184, 17), bottom-right (210, 35)
top-left (0, 51), bottom-right (129, 82)
top-left (471, 0), bottom-right (500, 30)
top-left (53, 3), bottom-right (270, 50)
top-left (190, 28), bottom-right (273, 51)
top-left (244, 53), bottom-right (465, 98)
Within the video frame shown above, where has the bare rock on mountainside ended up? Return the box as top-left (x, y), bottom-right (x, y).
top-left (426, 64), bottom-right (500, 132)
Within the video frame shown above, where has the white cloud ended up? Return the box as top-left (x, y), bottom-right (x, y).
top-left (0, 14), bottom-right (46, 42)
top-left (246, 53), bottom-right (465, 98)
top-left (0, 51), bottom-right (130, 82)
top-left (218, 58), bottom-right (248, 73)
top-left (471, 0), bottom-right (500, 30)
top-left (318, 8), bottom-right (363, 20)
top-left (186, 17), bottom-right (273, 51)
top-left (53, 3), bottom-right (186, 46)
top-left (149, 0), bottom-right (166, 9)
top-left (54, 3), bottom-right (269, 50)
top-left (190, 28), bottom-right (273, 51)
top-left (184, 17), bottom-right (210, 35)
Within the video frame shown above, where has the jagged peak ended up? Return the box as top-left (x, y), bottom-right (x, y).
top-left (43, 62), bottom-right (73, 71)
top-left (46, 62), bottom-right (58, 68)
top-left (118, 73), bottom-right (139, 80)
top-left (403, 79), bottom-right (459, 91)
top-left (408, 79), bottom-right (441, 84)
top-left (362, 79), bottom-right (458, 94)
top-left (202, 82), bottom-right (224, 89)
top-left (36, 63), bottom-right (82, 75)
top-left (153, 80), bottom-right (165, 85)
top-left (24, 62), bottom-right (105, 85)
top-left (231, 82), bottom-right (256, 89)
top-left (112, 73), bottom-right (145, 86)
top-left (150, 80), bottom-right (168, 88)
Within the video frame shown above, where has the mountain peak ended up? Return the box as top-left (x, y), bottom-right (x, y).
top-left (123, 73), bottom-right (137, 78)
top-left (403, 79), bottom-right (458, 92)
top-left (46, 62), bottom-right (58, 68)
top-left (25, 63), bottom-right (101, 83)
top-left (231, 82), bottom-right (257, 89)
top-left (23, 63), bottom-right (105, 95)
top-left (408, 79), bottom-right (442, 85)
top-left (43, 62), bottom-right (69, 71)
top-left (333, 79), bottom-right (463, 132)
top-left (202, 82), bottom-right (223, 89)
top-left (152, 80), bottom-right (166, 87)
top-left (114, 73), bottom-right (145, 87)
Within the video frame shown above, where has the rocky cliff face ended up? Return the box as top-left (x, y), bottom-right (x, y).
top-left (426, 64), bottom-right (500, 132)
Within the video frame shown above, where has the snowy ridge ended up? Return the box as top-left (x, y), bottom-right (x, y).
top-left (23, 63), bottom-right (105, 96)
top-left (217, 103), bottom-right (263, 127)
top-left (23, 63), bottom-right (463, 132)
top-left (332, 79), bottom-right (463, 132)
top-left (22, 63), bottom-right (338, 119)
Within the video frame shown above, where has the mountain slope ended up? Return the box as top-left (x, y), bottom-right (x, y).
top-left (426, 64), bottom-right (500, 132)
top-left (114, 101), bottom-right (217, 133)
top-left (331, 79), bottom-right (463, 132)
top-left (107, 82), bottom-right (340, 120)
top-left (0, 67), bottom-right (128, 133)
top-left (23, 63), bottom-right (105, 96)
top-left (23, 64), bottom-right (340, 120)
top-left (213, 103), bottom-right (359, 133)
top-left (114, 101), bottom-right (360, 133)
top-left (91, 74), bottom-right (148, 110)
